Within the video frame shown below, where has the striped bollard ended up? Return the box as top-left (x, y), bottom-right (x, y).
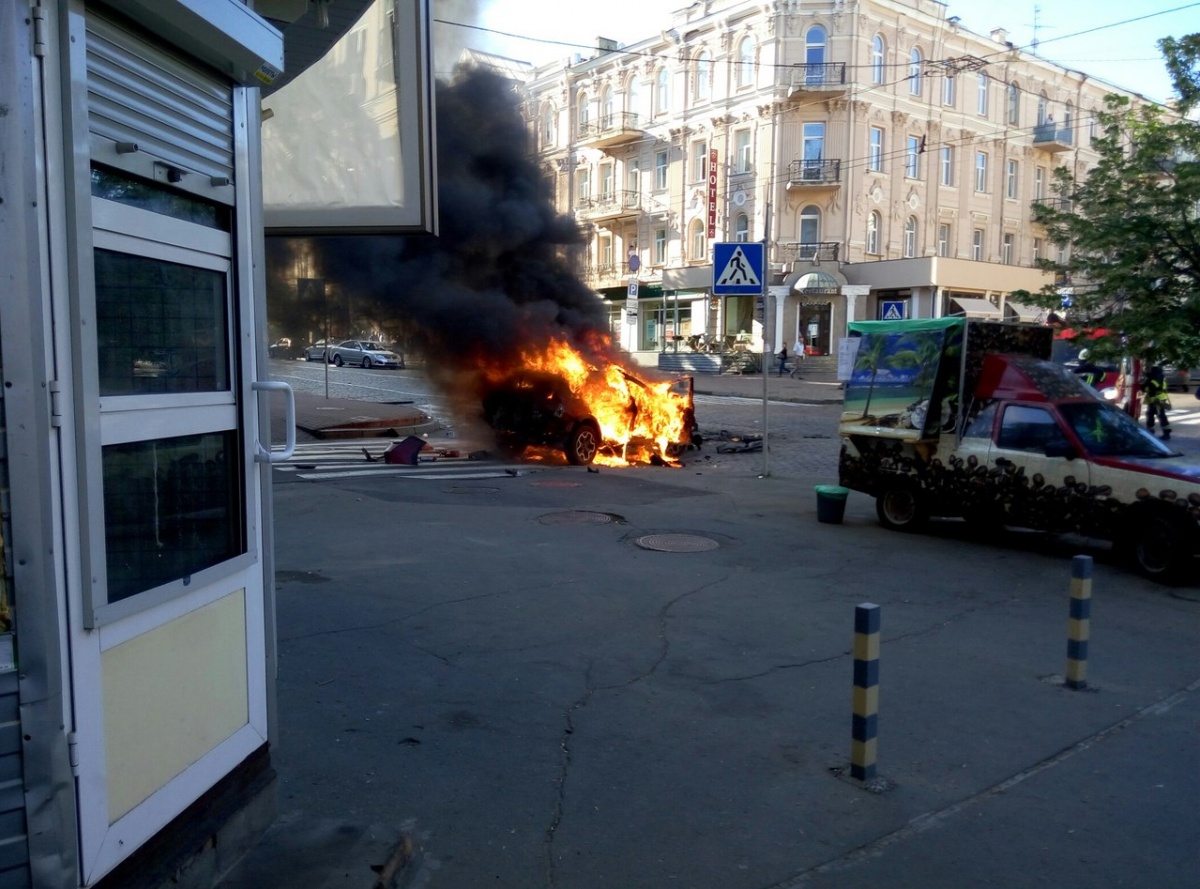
top-left (1065, 555), bottom-right (1093, 690)
top-left (851, 603), bottom-right (881, 781)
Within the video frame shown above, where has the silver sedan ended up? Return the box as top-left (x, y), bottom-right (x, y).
top-left (326, 340), bottom-right (405, 369)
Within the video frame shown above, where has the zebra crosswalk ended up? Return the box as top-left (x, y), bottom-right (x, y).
top-left (1166, 403), bottom-right (1200, 427)
top-left (271, 439), bottom-right (526, 482)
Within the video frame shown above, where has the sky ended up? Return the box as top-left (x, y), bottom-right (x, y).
top-left (433, 0), bottom-right (1200, 104)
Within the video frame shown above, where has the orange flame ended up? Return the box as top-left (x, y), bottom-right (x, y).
top-left (482, 338), bottom-right (694, 467)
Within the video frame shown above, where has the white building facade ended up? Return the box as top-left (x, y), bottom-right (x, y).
top-left (523, 0), bottom-right (1149, 369)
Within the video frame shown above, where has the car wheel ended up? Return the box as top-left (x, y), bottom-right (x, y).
top-left (361, 357), bottom-right (372, 369)
top-left (1128, 509), bottom-right (1196, 584)
top-left (333, 355), bottom-right (344, 367)
top-left (565, 422), bottom-right (600, 466)
top-left (875, 481), bottom-right (925, 531)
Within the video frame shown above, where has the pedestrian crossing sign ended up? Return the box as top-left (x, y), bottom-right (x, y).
top-left (881, 300), bottom-right (905, 321)
top-left (712, 242), bottom-right (764, 295)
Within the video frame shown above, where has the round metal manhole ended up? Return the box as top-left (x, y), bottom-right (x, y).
top-left (634, 533), bottom-right (720, 553)
top-left (531, 479), bottom-right (582, 488)
top-left (538, 510), bottom-right (615, 525)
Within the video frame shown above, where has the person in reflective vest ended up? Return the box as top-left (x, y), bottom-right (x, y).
top-left (1142, 365), bottom-right (1171, 440)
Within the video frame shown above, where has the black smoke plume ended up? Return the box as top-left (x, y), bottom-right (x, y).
top-left (267, 67), bottom-right (617, 398)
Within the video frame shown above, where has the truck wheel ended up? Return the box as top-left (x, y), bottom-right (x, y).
top-left (875, 482), bottom-right (925, 532)
top-left (1129, 510), bottom-right (1196, 584)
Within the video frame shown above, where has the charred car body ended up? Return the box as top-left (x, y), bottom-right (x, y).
top-left (839, 318), bottom-right (1200, 584)
top-left (481, 370), bottom-right (699, 466)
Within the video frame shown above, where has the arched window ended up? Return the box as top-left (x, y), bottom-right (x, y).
top-left (655, 66), bottom-right (670, 115)
top-left (867, 211), bottom-right (880, 255)
top-left (695, 52), bottom-right (711, 102)
top-left (1037, 93), bottom-right (1049, 125)
top-left (904, 216), bottom-right (918, 258)
top-left (626, 76), bottom-right (641, 120)
top-left (734, 213), bottom-right (750, 242)
top-left (800, 205), bottom-right (821, 255)
top-left (805, 26), bottom-right (826, 85)
top-left (908, 47), bottom-right (922, 96)
top-left (600, 86), bottom-right (613, 127)
top-left (737, 36), bottom-right (755, 88)
top-left (541, 103), bottom-right (557, 149)
top-left (576, 90), bottom-right (589, 137)
top-left (871, 35), bottom-right (885, 85)
top-left (689, 219), bottom-right (707, 260)
top-left (1007, 82), bottom-right (1020, 125)
top-left (976, 71), bottom-right (989, 116)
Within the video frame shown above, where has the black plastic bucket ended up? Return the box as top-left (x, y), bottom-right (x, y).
top-left (814, 485), bottom-right (850, 524)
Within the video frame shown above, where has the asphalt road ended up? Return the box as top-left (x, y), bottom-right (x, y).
top-left (226, 362), bottom-right (1200, 889)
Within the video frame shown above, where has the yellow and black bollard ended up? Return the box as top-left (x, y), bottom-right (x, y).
top-left (850, 603), bottom-right (881, 781)
top-left (1065, 555), bottom-right (1093, 690)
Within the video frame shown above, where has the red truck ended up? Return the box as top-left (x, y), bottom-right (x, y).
top-left (839, 317), bottom-right (1200, 583)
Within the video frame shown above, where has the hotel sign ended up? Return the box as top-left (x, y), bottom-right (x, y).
top-left (707, 149), bottom-right (718, 238)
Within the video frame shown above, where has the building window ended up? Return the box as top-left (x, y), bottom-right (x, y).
top-left (867, 211), bottom-right (880, 255)
top-left (977, 72), bottom-right (988, 116)
top-left (905, 135), bottom-right (920, 178)
top-left (654, 227), bottom-right (667, 264)
top-left (626, 159), bottom-right (640, 195)
top-left (908, 47), bottom-right (922, 96)
top-left (695, 52), bottom-right (711, 102)
top-left (655, 150), bottom-right (668, 190)
top-left (599, 235), bottom-right (613, 271)
top-left (805, 26), bottom-right (827, 85)
top-left (1006, 159), bottom-right (1018, 198)
top-left (690, 219), bottom-right (707, 260)
top-left (799, 204), bottom-right (821, 247)
top-left (1002, 232), bottom-right (1014, 264)
top-left (735, 129), bottom-right (752, 173)
top-left (736, 36), bottom-right (754, 88)
top-left (1007, 82), bottom-right (1020, 125)
top-left (1037, 93), bottom-right (1049, 125)
top-left (576, 90), bottom-right (590, 137)
top-left (802, 122), bottom-right (825, 175)
top-left (871, 35), bottom-right (885, 84)
top-left (600, 86), bottom-right (613, 127)
top-left (972, 228), bottom-right (984, 261)
top-left (692, 140), bottom-right (708, 182)
top-left (868, 127), bottom-right (884, 172)
top-left (938, 223), bottom-right (950, 257)
top-left (655, 66), bottom-right (670, 115)
top-left (943, 75), bottom-right (956, 107)
top-left (904, 216), bottom-right (918, 258)
top-left (1034, 166), bottom-right (1045, 200)
top-left (626, 76), bottom-right (641, 118)
top-left (577, 167), bottom-right (590, 202)
top-left (735, 213), bottom-right (750, 242)
top-left (599, 163), bottom-right (613, 198)
top-left (975, 151), bottom-right (988, 192)
top-left (541, 104), bottom-right (557, 148)
top-left (1033, 237), bottom-right (1043, 261)
top-left (940, 145), bottom-right (954, 186)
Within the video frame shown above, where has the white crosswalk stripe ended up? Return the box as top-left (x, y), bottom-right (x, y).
top-left (1165, 405), bottom-right (1200, 427)
top-left (272, 440), bottom-right (522, 481)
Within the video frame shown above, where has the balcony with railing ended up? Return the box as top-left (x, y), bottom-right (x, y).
top-left (1030, 197), bottom-right (1073, 220)
top-left (776, 242), bottom-right (840, 268)
top-left (583, 264), bottom-right (625, 289)
top-left (783, 62), bottom-right (847, 98)
top-left (577, 111), bottom-right (643, 150)
top-left (1032, 121), bottom-right (1073, 152)
top-left (576, 189), bottom-right (642, 220)
top-left (786, 158), bottom-right (841, 190)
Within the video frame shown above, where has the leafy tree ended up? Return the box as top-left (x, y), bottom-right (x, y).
top-left (1017, 37), bottom-right (1200, 369)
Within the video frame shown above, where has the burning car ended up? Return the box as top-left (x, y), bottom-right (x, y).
top-left (479, 346), bottom-right (699, 467)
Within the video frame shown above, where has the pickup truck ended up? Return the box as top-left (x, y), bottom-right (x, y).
top-left (838, 317), bottom-right (1200, 584)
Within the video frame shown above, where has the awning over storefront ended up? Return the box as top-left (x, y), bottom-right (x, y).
top-left (1004, 301), bottom-right (1047, 323)
top-left (949, 297), bottom-right (1001, 318)
top-left (793, 271), bottom-right (841, 294)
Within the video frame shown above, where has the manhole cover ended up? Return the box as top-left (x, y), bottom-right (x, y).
top-left (531, 479), bottom-right (582, 488)
top-left (634, 534), bottom-right (719, 553)
top-left (538, 510), bottom-right (614, 525)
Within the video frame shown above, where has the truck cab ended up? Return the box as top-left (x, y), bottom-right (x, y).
top-left (839, 319), bottom-right (1200, 583)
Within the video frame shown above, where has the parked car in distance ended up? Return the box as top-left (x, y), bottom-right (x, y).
top-left (1163, 366), bottom-right (1193, 392)
top-left (304, 340), bottom-right (331, 362)
top-left (268, 338), bottom-right (301, 359)
top-left (327, 340), bottom-right (405, 369)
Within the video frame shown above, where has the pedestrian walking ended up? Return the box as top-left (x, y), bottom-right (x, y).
top-left (1142, 364), bottom-right (1172, 440)
top-left (791, 334), bottom-right (806, 378)
top-left (777, 342), bottom-right (788, 376)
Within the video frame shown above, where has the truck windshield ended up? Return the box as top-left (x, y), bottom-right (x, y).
top-left (1059, 402), bottom-right (1175, 458)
